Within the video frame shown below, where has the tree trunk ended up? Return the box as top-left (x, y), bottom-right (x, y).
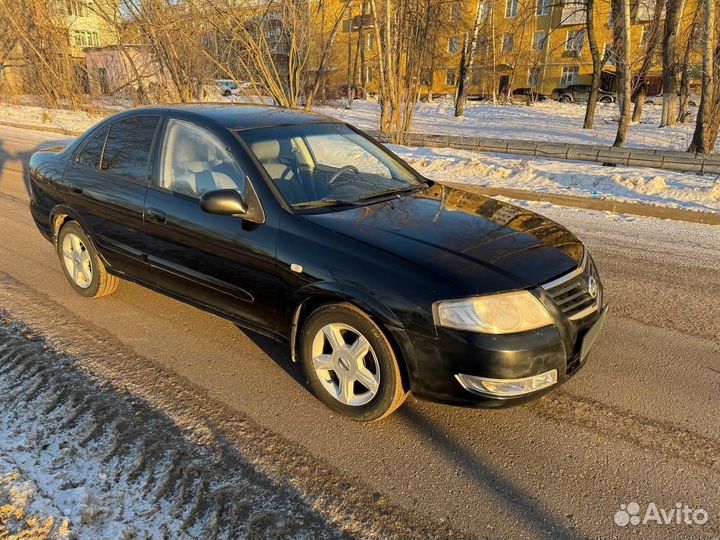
top-left (689, 0), bottom-right (715, 152)
top-left (660, 0), bottom-right (687, 127)
top-left (584, 0), bottom-right (601, 128)
top-left (631, 0), bottom-right (665, 123)
top-left (613, 0), bottom-right (631, 147)
top-left (304, 2), bottom-right (349, 109)
top-left (455, 0), bottom-right (485, 117)
top-left (677, 6), bottom-right (699, 122)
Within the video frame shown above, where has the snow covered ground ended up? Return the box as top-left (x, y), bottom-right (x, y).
top-left (316, 98), bottom-right (703, 152)
top-left (1, 100), bottom-right (718, 214)
top-left (390, 144), bottom-right (720, 213)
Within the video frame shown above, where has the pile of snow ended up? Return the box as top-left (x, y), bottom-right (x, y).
top-left (0, 103), bottom-right (102, 134)
top-left (390, 145), bottom-right (720, 213)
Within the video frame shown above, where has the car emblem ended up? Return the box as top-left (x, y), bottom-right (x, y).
top-left (587, 276), bottom-right (599, 300)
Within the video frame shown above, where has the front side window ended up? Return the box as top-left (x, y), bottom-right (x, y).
top-left (76, 127), bottom-right (108, 168)
top-left (159, 119), bottom-right (246, 198)
top-left (238, 123), bottom-right (421, 208)
top-left (101, 116), bottom-right (159, 181)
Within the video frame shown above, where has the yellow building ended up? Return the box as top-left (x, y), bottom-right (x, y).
top-left (313, 0), bottom-right (699, 100)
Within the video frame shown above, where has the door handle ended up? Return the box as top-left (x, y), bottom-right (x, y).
top-left (70, 183), bottom-right (83, 194)
top-left (147, 208), bottom-right (167, 224)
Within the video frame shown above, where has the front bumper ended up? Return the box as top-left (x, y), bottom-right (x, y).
top-left (394, 305), bottom-right (608, 408)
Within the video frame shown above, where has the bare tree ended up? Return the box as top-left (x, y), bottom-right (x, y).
top-left (660, 0), bottom-right (687, 127)
top-left (455, 0), bottom-right (486, 117)
top-left (612, 0), bottom-right (631, 147)
top-left (688, 0), bottom-right (714, 152)
top-left (368, 0), bottom-right (441, 140)
top-left (584, 0), bottom-right (605, 128)
top-left (631, 0), bottom-right (666, 123)
top-left (677, 7), bottom-right (701, 122)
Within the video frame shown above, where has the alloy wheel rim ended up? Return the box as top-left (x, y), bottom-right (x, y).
top-left (311, 323), bottom-right (380, 406)
top-left (61, 233), bottom-right (93, 289)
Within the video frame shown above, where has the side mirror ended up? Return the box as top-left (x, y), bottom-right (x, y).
top-left (200, 189), bottom-right (248, 217)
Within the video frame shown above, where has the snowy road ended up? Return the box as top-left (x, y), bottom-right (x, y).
top-left (0, 125), bottom-right (719, 539)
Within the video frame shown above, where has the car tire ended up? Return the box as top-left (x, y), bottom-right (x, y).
top-left (559, 95), bottom-right (572, 103)
top-left (599, 96), bottom-right (612, 104)
top-left (57, 221), bottom-right (119, 298)
top-left (300, 302), bottom-right (408, 422)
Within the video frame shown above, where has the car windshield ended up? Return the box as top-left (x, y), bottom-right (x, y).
top-left (237, 123), bottom-right (423, 208)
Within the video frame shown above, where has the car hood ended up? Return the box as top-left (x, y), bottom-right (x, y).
top-left (303, 183), bottom-right (584, 294)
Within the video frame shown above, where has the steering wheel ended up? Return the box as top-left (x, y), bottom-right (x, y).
top-left (328, 165), bottom-right (360, 186)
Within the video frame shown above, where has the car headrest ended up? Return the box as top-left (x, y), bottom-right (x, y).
top-left (251, 140), bottom-right (280, 162)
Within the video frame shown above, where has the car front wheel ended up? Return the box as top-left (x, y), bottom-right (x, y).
top-left (559, 95), bottom-right (573, 103)
top-left (57, 221), bottom-right (119, 298)
top-left (300, 303), bottom-right (407, 422)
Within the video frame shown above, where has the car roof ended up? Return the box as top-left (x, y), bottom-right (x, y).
top-left (125, 103), bottom-right (341, 131)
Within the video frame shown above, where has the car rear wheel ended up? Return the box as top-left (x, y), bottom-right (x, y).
top-left (300, 303), bottom-right (407, 422)
top-left (559, 95), bottom-right (572, 103)
top-left (57, 221), bottom-right (119, 298)
top-left (599, 96), bottom-right (612, 104)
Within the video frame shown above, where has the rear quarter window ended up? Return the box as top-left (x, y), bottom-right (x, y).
top-left (76, 127), bottom-right (108, 168)
top-left (101, 116), bottom-right (160, 182)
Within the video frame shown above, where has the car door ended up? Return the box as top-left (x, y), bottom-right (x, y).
top-left (63, 115), bottom-right (160, 284)
top-left (143, 117), bottom-right (281, 335)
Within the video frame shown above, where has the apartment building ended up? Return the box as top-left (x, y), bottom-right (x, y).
top-left (316, 0), bottom-right (700, 100)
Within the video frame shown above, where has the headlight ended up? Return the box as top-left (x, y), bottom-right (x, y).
top-left (433, 290), bottom-right (553, 334)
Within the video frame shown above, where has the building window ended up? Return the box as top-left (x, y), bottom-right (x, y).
top-left (471, 69), bottom-right (482, 85)
top-left (528, 67), bottom-right (541, 86)
top-left (505, 0), bottom-right (519, 18)
top-left (565, 29), bottom-right (585, 51)
top-left (560, 65), bottom-right (579, 85)
top-left (479, 1), bottom-right (491, 20)
top-left (450, 3), bottom-right (462, 22)
top-left (560, 0), bottom-right (587, 25)
top-left (446, 69), bottom-right (456, 86)
top-left (448, 36), bottom-right (461, 54)
top-left (533, 31), bottom-right (547, 50)
top-left (421, 70), bottom-right (433, 87)
top-left (366, 34), bottom-right (375, 51)
top-left (536, 0), bottom-right (551, 16)
top-left (640, 26), bottom-right (650, 47)
top-left (502, 33), bottom-right (514, 53)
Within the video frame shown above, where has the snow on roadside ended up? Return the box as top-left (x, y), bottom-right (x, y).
top-left (389, 144), bottom-right (720, 213)
top-left (0, 316), bottom-right (346, 540)
top-left (316, 99), bottom-right (702, 152)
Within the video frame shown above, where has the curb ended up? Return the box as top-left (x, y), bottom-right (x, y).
top-left (0, 120), bottom-right (83, 136)
top-left (449, 183), bottom-right (720, 226)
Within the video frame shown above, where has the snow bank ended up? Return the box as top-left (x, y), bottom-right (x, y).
top-left (390, 145), bottom-right (720, 213)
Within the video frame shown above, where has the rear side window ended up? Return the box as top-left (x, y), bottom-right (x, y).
top-left (101, 116), bottom-right (160, 181)
top-left (76, 127), bottom-right (108, 168)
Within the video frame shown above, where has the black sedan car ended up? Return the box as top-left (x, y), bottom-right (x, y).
top-left (28, 104), bottom-right (607, 421)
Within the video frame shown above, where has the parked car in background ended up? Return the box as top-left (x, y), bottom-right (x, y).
top-left (551, 84), bottom-right (615, 104)
top-left (28, 104), bottom-right (607, 422)
top-left (645, 93), bottom-right (699, 107)
top-left (216, 79), bottom-right (251, 97)
top-left (511, 87), bottom-right (548, 104)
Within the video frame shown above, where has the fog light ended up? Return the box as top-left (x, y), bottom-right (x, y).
top-left (455, 370), bottom-right (558, 397)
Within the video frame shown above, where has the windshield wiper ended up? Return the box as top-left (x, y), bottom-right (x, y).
top-left (356, 185), bottom-right (422, 202)
top-left (292, 198), bottom-right (359, 209)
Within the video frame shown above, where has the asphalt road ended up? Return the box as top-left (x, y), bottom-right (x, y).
top-left (0, 124), bottom-right (718, 539)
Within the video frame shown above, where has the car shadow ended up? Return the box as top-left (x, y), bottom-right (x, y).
top-left (239, 326), bottom-right (308, 388)
top-left (397, 405), bottom-right (584, 540)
